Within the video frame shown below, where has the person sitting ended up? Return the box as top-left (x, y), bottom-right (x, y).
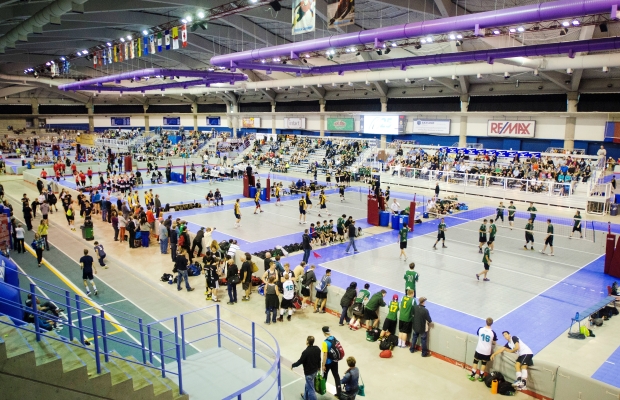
top-left (214, 189), bottom-right (223, 206)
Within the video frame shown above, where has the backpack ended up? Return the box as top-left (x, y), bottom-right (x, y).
top-left (188, 262), bottom-right (202, 277)
top-left (568, 332), bottom-right (586, 339)
top-left (579, 325), bottom-right (590, 337)
top-left (497, 381), bottom-right (515, 396)
top-left (326, 337), bottom-right (345, 361)
top-left (178, 234), bottom-right (185, 247)
top-left (161, 273), bottom-right (173, 282)
top-left (366, 328), bottom-right (381, 342)
top-left (301, 271), bottom-right (311, 287)
top-left (379, 339), bottom-right (393, 351)
top-left (484, 371), bottom-right (505, 388)
top-left (379, 349), bottom-right (392, 358)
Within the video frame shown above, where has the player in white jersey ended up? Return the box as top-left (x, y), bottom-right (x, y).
top-left (491, 331), bottom-right (534, 390)
top-left (278, 274), bottom-right (296, 322)
top-left (469, 317), bottom-right (498, 382)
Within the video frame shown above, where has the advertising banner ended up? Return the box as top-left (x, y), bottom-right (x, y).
top-left (360, 115), bottom-right (406, 134)
top-left (242, 117), bottom-right (261, 128)
top-left (163, 117), bottom-right (180, 125)
top-left (487, 120), bottom-right (535, 137)
top-left (327, 117), bottom-right (355, 131)
top-left (207, 117), bottom-right (221, 126)
top-left (327, 0), bottom-right (355, 29)
top-left (111, 117), bottom-right (131, 126)
top-left (412, 119), bottom-right (451, 135)
top-left (284, 117), bottom-right (306, 129)
top-left (292, 0), bottom-right (316, 35)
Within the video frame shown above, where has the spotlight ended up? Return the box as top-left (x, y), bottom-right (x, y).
top-left (504, 72), bottom-right (510, 79)
top-left (572, 20), bottom-right (580, 26)
top-left (456, 34), bottom-right (463, 39)
top-left (181, 19), bottom-right (187, 24)
top-left (603, 66), bottom-right (609, 73)
top-left (391, 42), bottom-right (398, 47)
top-left (517, 26), bottom-right (525, 32)
top-left (186, 16), bottom-right (193, 22)
top-left (261, 59), bottom-right (266, 63)
top-left (82, 50), bottom-right (88, 54)
top-left (305, 54), bottom-right (310, 58)
top-left (106, 42), bottom-right (112, 47)
top-left (420, 39), bottom-right (427, 44)
top-left (449, 34), bottom-right (456, 40)
top-left (346, 48), bottom-right (351, 53)
top-left (509, 28), bottom-right (516, 33)
top-left (562, 21), bottom-right (570, 27)
top-left (376, 50), bottom-right (382, 55)
top-left (197, 11), bottom-right (205, 18)
top-left (50, 60), bottom-right (54, 64)
top-left (127, 35), bottom-right (132, 40)
top-left (120, 38), bottom-right (125, 42)
top-left (143, 30), bottom-right (149, 36)
top-left (426, 36), bottom-right (433, 43)
top-left (76, 52), bottom-right (81, 56)
top-left (46, 62), bottom-right (51, 66)
top-left (600, 23), bottom-right (608, 32)
top-left (493, 30), bottom-right (500, 35)
top-left (384, 48), bottom-right (391, 54)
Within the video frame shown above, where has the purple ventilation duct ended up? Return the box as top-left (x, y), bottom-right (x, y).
top-left (211, 0), bottom-right (619, 67)
top-left (58, 68), bottom-right (247, 91)
top-left (232, 37), bottom-right (620, 75)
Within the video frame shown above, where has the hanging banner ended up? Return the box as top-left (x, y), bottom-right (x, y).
top-left (487, 120), bottom-right (536, 137)
top-left (149, 34), bottom-right (156, 54)
top-left (143, 37), bottom-right (149, 56)
top-left (360, 115), bottom-right (405, 134)
top-left (284, 117), bottom-right (306, 129)
top-left (111, 117), bottom-right (131, 126)
top-left (327, 0), bottom-right (355, 29)
top-left (165, 30), bottom-right (171, 50)
top-left (242, 117), bottom-right (261, 128)
top-left (130, 40), bottom-right (135, 59)
top-left (172, 27), bottom-right (179, 49)
top-left (102, 49), bottom-right (107, 66)
top-left (92, 53), bottom-right (97, 68)
top-left (107, 48), bottom-right (112, 64)
top-left (113, 45), bottom-right (118, 62)
top-left (327, 117), bottom-right (355, 131)
top-left (412, 119), bottom-right (451, 135)
top-left (124, 41), bottom-right (129, 60)
top-left (181, 24), bottom-right (188, 47)
top-left (164, 117), bottom-right (181, 125)
top-left (157, 32), bottom-right (163, 52)
top-left (292, 0), bottom-right (316, 35)
top-left (98, 51), bottom-right (103, 66)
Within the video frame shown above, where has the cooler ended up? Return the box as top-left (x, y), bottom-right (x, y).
top-left (379, 211), bottom-right (390, 226)
top-left (391, 214), bottom-right (400, 230)
top-left (250, 187), bottom-right (257, 199)
top-left (400, 216), bottom-right (409, 228)
top-left (260, 188), bottom-right (267, 201)
top-left (379, 211), bottom-right (390, 227)
top-left (615, 194), bottom-right (620, 204)
top-left (611, 204), bottom-right (619, 216)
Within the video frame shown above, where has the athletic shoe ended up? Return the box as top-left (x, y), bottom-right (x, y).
top-left (483, 278), bottom-right (490, 281)
top-left (530, 247), bottom-right (534, 250)
top-left (313, 309), bottom-right (319, 313)
top-left (475, 274), bottom-right (479, 280)
top-left (227, 302), bottom-right (235, 305)
top-left (442, 245), bottom-right (447, 248)
top-left (511, 380), bottom-right (521, 387)
top-left (432, 246), bottom-right (436, 250)
top-left (468, 375), bottom-right (476, 381)
top-left (523, 246), bottom-right (527, 250)
top-left (550, 253), bottom-right (555, 256)
top-left (287, 315), bottom-right (291, 321)
top-left (354, 250), bottom-right (359, 253)
top-left (540, 250), bottom-right (546, 255)
top-left (277, 316), bottom-right (283, 322)
top-left (477, 376), bottom-right (485, 382)
top-left (242, 297), bottom-right (250, 301)
top-left (86, 291), bottom-right (91, 296)
top-left (260, 210), bottom-right (264, 213)
top-left (478, 248), bottom-right (482, 253)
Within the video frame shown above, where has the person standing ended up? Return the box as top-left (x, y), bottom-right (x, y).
top-left (234, 199), bottom-right (242, 228)
top-left (240, 253), bottom-right (253, 301)
top-left (432, 218), bottom-right (447, 249)
top-left (338, 282), bottom-right (357, 326)
top-left (476, 244), bottom-right (492, 282)
top-left (409, 297), bottom-right (431, 357)
top-left (291, 336), bottom-right (321, 400)
top-left (491, 331), bottom-right (535, 391)
top-left (159, 221), bottom-right (169, 254)
top-left (279, 273), bottom-right (296, 321)
top-left (321, 326), bottom-right (342, 398)
top-left (191, 227), bottom-right (205, 257)
top-left (478, 219), bottom-right (488, 254)
top-left (340, 357), bottom-right (360, 400)
top-left (299, 195), bottom-right (307, 224)
top-left (66, 205), bottom-right (76, 231)
top-left (434, 182), bottom-right (440, 199)
top-left (23, 203), bottom-right (33, 231)
top-left (32, 233), bottom-right (45, 267)
top-left (175, 248), bottom-right (194, 292)
top-left (37, 219), bottom-right (50, 251)
top-left (469, 317), bottom-right (498, 382)
top-left (495, 202), bottom-right (505, 223)
top-left (569, 210), bottom-right (583, 239)
top-left (264, 276), bottom-right (280, 324)
top-left (226, 257), bottom-right (239, 304)
top-left (79, 249), bottom-right (98, 296)
top-left (318, 190), bottom-right (330, 217)
top-left (170, 222), bottom-right (178, 261)
top-left (398, 289), bottom-right (415, 348)
top-left (524, 218), bottom-right (535, 251)
top-left (364, 289), bottom-right (387, 329)
top-left (302, 229), bottom-right (312, 264)
top-left (488, 219), bottom-right (497, 253)
top-left (540, 219), bottom-right (555, 256)
top-left (379, 294), bottom-right (399, 340)
top-left (508, 201), bottom-right (516, 230)
top-left (300, 264), bottom-right (317, 309)
top-left (253, 190), bottom-right (263, 214)
top-left (345, 220), bottom-right (358, 254)
top-left (399, 223), bottom-right (409, 261)
top-left (314, 269), bottom-right (332, 313)
top-left (527, 202), bottom-right (537, 225)
top-left (404, 262), bottom-right (419, 298)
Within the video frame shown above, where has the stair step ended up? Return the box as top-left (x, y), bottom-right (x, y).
top-left (20, 329), bottom-right (62, 368)
top-left (97, 354), bottom-right (132, 387)
top-left (69, 339), bottom-right (111, 379)
top-left (0, 316), bottom-right (33, 360)
top-left (127, 355), bottom-right (173, 400)
top-left (109, 350), bottom-right (155, 393)
top-left (44, 332), bottom-right (88, 374)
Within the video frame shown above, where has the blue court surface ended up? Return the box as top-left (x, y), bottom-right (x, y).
top-left (593, 345), bottom-right (620, 387)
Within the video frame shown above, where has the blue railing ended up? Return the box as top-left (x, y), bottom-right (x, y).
top-left (180, 304), bottom-right (282, 400)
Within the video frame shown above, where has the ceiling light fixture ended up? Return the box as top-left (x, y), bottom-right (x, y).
top-left (449, 34), bottom-right (456, 40)
top-left (181, 19), bottom-right (187, 24)
top-left (420, 39), bottom-right (427, 44)
top-left (186, 16), bottom-right (193, 22)
top-left (120, 38), bottom-right (125, 42)
top-left (127, 35), bottom-right (132, 40)
top-left (562, 21), bottom-right (570, 27)
top-left (517, 26), bottom-right (525, 32)
top-left (106, 42), bottom-right (112, 47)
top-left (197, 11), bottom-right (205, 18)
top-left (60, 57), bottom-right (65, 61)
top-left (572, 20), bottom-right (580, 26)
top-left (391, 42), bottom-right (397, 47)
top-left (456, 34), bottom-right (463, 39)
top-left (81, 50), bottom-right (88, 54)
top-left (426, 36), bottom-right (433, 43)
top-left (493, 29), bottom-right (501, 35)
top-left (509, 28), bottom-right (516, 33)
top-left (143, 30), bottom-right (149, 36)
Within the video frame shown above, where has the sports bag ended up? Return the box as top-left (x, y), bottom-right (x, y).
top-left (366, 328), bottom-right (380, 342)
top-left (351, 302), bottom-right (364, 317)
top-left (314, 373), bottom-right (326, 395)
top-left (498, 381), bottom-right (515, 396)
top-left (484, 371), bottom-right (505, 388)
top-left (188, 262), bottom-right (202, 277)
top-left (161, 273), bottom-right (173, 282)
top-left (592, 317), bottom-right (604, 326)
top-left (387, 334), bottom-right (399, 349)
top-left (326, 337), bottom-right (345, 361)
top-left (568, 332), bottom-right (586, 339)
top-left (292, 294), bottom-right (302, 310)
top-left (379, 349), bottom-right (392, 358)
top-left (379, 339), bottom-right (392, 351)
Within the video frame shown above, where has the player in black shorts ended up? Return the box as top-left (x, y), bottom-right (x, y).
top-left (478, 219), bottom-right (488, 254)
top-left (540, 219), bottom-right (554, 256)
top-left (433, 218), bottom-right (447, 249)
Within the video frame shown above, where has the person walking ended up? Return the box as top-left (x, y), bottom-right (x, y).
top-left (299, 194), bottom-right (307, 224)
top-left (253, 190), bottom-right (263, 214)
top-left (488, 219), bottom-right (497, 253)
top-left (339, 282), bottom-right (358, 326)
top-left (398, 222), bottom-right (409, 261)
top-left (37, 219), bottom-right (50, 251)
top-left (524, 218), bottom-right (535, 250)
top-left (540, 219), bottom-right (555, 256)
top-left (507, 201), bottom-right (516, 230)
top-left (264, 276), bottom-right (280, 324)
top-left (432, 218), bottom-right (447, 249)
top-left (302, 229), bottom-right (312, 264)
top-left (79, 249), bottom-right (98, 296)
top-left (66, 205), bottom-right (76, 231)
top-left (321, 326), bottom-right (342, 398)
top-left (234, 199), bottom-right (242, 228)
top-left (159, 221), bottom-right (169, 254)
top-left (569, 210), bottom-right (583, 239)
top-left (527, 202), bottom-right (537, 225)
top-left (495, 202), bottom-right (505, 223)
top-left (175, 248), bottom-right (194, 292)
top-left (478, 219), bottom-right (488, 254)
top-left (345, 220), bottom-right (358, 254)
top-left (476, 244), bottom-right (492, 282)
top-left (409, 297), bottom-right (432, 357)
top-left (226, 257), bottom-right (239, 304)
top-left (291, 336), bottom-right (321, 400)
top-left (15, 223), bottom-right (25, 253)
top-left (32, 233), bottom-right (45, 267)
top-left (340, 357), bottom-right (360, 400)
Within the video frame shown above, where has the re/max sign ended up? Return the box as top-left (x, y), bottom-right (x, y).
top-left (487, 121), bottom-right (536, 137)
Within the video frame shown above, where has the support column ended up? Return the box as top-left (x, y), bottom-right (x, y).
top-left (459, 95), bottom-right (469, 147)
top-left (142, 103), bottom-right (149, 132)
top-left (192, 101), bottom-right (198, 131)
top-left (226, 101), bottom-right (236, 138)
top-left (565, 92), bottom-right (578, 151)
top-left (31, 98), bottom-right (39, 131)
top-left (567, 91), bottom-right (578, 113)
top-left (87, 100), bottom-right (95, 132)
top-left (319, 99), bottom-right (326, 137)
top-left (271, 101), bottom-right (276, 136)
top-left (232, 116), bottom-right (238, 138)
top-left (380, 97), bottom-right (388, 148)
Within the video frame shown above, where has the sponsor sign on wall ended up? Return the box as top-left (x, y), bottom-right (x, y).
top-left (111, 117), bottom-right (131, 126)
top-left (163, 117), bottom-right (180, 125)
top-left (284, 117), bottom-right (306, 129)
top-left (360, 115), bottom-right (406, 134)
top-left (487, 120), bottom-right (536, 137)
top-left (412, 119), bottom-right (451, 135)
top-left (242, 117), bottom-right (261, 128)
top-left (207, 117), bottom-right (221, 126)
top-left (327, 117), bottom-right (355, 131)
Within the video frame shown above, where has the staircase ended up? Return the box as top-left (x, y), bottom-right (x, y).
top-left (0, 315), bottom-right (187, 400)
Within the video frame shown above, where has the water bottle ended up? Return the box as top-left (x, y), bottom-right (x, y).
top-left (168, 275), bottom-right (173, 285)
top-left (575, 312), bottom-right (579, 321)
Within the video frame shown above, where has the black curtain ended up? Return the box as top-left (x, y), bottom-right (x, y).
top-left (468, 95), bottom-right (566, 112)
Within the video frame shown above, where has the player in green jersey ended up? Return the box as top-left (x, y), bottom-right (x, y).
top-left (433, 218), bottom-right (447, 249)
top-left (399, 224), bottom-right (410, 260)
top-left (527, 202), bottom-right (537, 223)
top-left (508, 201), bottom-right (516, 230)
top-left (349, 283), bottom-right (370, 330)
top-left (380, 294), bottom-right (400, 339)
top-left (488, 219), bottom-right (497, 252)
top-left (398, 289), bottom-right (416, 348)
top-left (404, 262), bottom-right (419, 297)
top-left (524, 219), bottom-right (535, 250)
top-left (540, 219), bottom-right (554, 256)
top-left (476, 244), bottom-right (492, 282)
top-left (496, 202), bottom-right (505, 223)
top-left (478, 219), bottom-right (488, 254)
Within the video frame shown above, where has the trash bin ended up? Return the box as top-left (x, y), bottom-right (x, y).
top-left (391, 214), bottom-right (401, 230)
top-left (611, 204), bottom-right (619, 216)
top-left (400, 216), bottom-right (409, 228)
top-left (260, 188), bottom-right (267, 201)
top-left (81, 220), bottom-right (94, 241)
top-left (249, 187), bottom-right (257, 199)
top-left (379, 211), bottom-right (390, 227)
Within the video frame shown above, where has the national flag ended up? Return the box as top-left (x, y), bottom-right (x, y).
top-left (138, 38), bottom-right (142, 57)
top-left (172, 27), bottom-right (179, 49)
top-left (313, 251), bottom-right (321, 258)
top-left (130, 40), bottom-right (135, 59)
top-left (149, 34), bottom-right (156, 54)
top-left (143, 36), bottom-right (149, 56)
top-left (157, 32), bottom-right (162, 52)
top-left (92, 53), bottom-right (97, 68)
top-left (165, 29), bottom-right (171, 50)
top-left (124, 41), bottom-right (129, 60)
top-left (98, 51), bottom-right (102, 66)
top-left (113, 45), bottom-right (118, 62)
top-left (119, 43), bottom-right (124, 62)
top-left (108, 47), bottom-right (112, 63)
top-left (102, 49), bottom-right (106, 65)
top-left (181, 24), bottom-right (188, 48)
